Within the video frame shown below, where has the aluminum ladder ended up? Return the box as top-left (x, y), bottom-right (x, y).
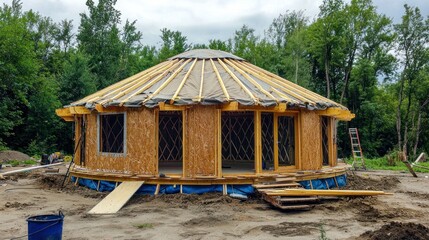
top-left (349, 128), bottom-right (366, 170)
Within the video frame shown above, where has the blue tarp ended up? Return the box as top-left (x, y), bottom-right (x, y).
top-left (298, 174), bottom-right (347, 189)
top-left (71, 174), bottom-right (347, 195)
top-left (71, 177), bottom-right (254, 195)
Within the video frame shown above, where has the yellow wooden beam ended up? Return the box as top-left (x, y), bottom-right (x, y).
top-left (220, 102), bottom-right (239, 111)
top-left (316, 107), bottom-right (344, 116)
top-left (55, 108), bottom-right (72, 117)
top-left (336, 112), bottom-right (355, 121)
top-left (69, 106), bottom-right (91, 115)
top-left (158, 102), bottom-right (186, 111)
top-left (95, 104), bottom-right (125, 113)
top-left (61, 116), bottom-right (75, 122)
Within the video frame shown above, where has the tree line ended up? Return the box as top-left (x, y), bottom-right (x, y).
top-left (1, 0), bottom-right (428, 161)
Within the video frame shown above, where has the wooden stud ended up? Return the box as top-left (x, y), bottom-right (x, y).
top-left (97, 180), bottom-right (101, 191)
top-left (254, 111), bottom-right (262, 174)
top-left (210, 59), bottom-right (230, 101)
top-left (217, 109), bottom-right (222, 178)
top-left (309, 180), bottom-right (313, 189)
top-left (74, 177), bottom-right (79, 186)
top-left (115, 182), bottom-right (119, 188)
top-left (217, 58), bottom-right (258, 104)
top-left (182, 109), bottom-right (187, 178)
top-left (198, 59), bottom-right (205, 102)
top-left (180, 185), bottom-right (183, 194)
top-left (273, 113), bottom-right (279, 171)
top-left (333, 176), bottom-right (339, 188)
top-left (171, 59), bottom-right (198, 104)
top-left (316, 108), bottom-right (343, 116)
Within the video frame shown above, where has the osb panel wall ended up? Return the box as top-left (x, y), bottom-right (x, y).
top-left (126, 108), bottom-right (157, 174)
top-left (185, 106), bottom-right (218, 177)
top-left (83, 109), bottom-right (157, 175)
top-left (300, 110), bottom-right (322, 170)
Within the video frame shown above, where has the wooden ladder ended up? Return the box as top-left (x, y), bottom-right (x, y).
top-left (349, 128), bottom-right (366, 170)
top-left (253, 176), bottom-right (320, 210)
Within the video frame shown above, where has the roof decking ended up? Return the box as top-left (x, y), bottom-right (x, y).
top-left (69, 49), bottom-right (346, 110)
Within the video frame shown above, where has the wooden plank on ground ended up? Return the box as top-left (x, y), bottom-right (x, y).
top-left (88, 181), bottom-right (144, 214)
top-left (265, 189), bottom-right (392, 197)
top-left (253, 183), bottom-right (301, 189)
top-left (278, 197), bottom-right (319, 203)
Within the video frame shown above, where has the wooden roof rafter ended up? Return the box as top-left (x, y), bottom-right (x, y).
top-left (170, 58), bottom-right (198, 104)
top-left (74, 60), bottom-right (173, 105)
top-left (197, 59), bottom-right (205, 102)
top-left (99, 59), bottom-right (184, 105)
top-left (217, 58), bottom-right (259, 104)
top-left (210, 59), bottom-right (230, 101)
top-left (224, 59), bottom-right (278, 103)
top-left (141, 58), bottom-right (193, 105)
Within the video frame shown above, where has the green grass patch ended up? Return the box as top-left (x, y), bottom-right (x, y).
top-left (134, 223), bottom-right (154, 229)
top-left (346, 157), bottom-right (429, 173)
top-left (4, 159), bottom-right (37, 167)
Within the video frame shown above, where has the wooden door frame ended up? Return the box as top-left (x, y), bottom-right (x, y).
top-left (274, 112), bottom-right (300, 171)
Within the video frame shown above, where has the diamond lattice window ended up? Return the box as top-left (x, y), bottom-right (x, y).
top-left (278, 116), bottom-right (295, 166)
top-left (99, 114), bottom-right (125, 153)
top-left (222, 112), bottom-right (255, 162)
top-left (159, 111), bottom-right (183, 162)
top-left (261, 113), bottom-right (274, 169)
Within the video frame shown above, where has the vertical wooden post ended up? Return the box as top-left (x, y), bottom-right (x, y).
top-left (328, 117), bottom-right (335, 166)
top-left (273, 113), bottom-right (279, 171)
top-left (254, 111), bottom-right (262, 174)
top-left (182, 109), bottom-right (187, 178)
top-left (217, 109), bottom-right (222, 178)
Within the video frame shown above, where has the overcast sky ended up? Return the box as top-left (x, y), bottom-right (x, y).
top-left (4, 0), bottom-right (429, 47)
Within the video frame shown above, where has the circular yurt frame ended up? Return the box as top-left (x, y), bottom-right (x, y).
top-left (56, 49), bottom-right (354, 187)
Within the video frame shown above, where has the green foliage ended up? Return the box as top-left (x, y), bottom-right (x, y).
top-left (4, 159), bottom-right (37, 167)
top-left (157, 28), bottom-right (189, 62)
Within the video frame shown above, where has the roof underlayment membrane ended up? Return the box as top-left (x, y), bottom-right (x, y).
top-left (69, 49), bottom-right (346, 111)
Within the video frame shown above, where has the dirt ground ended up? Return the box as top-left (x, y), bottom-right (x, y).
top-left (1, 167), bottom-right (429, 240)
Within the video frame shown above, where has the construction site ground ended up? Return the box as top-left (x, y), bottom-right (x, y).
top-left (1, 166), bottom-right (429, 240)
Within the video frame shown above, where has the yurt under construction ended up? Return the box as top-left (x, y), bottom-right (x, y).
top-left (56, 49), bottom-right (354, 195)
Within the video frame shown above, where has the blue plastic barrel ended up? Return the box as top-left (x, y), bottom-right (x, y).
top-left (27, 211), bottom-right (64, 240)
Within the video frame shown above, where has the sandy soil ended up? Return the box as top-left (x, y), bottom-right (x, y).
top-left (1, 167), bottom-right (429, 240)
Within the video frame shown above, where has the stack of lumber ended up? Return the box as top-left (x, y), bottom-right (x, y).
top-left (253, 177), bottom-right (320, 210)
top-left (254, 175), bottom-right (392, 211)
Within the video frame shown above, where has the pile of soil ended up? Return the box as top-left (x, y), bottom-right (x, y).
top-left (360, 222), bottom-right (429, 240)
top-left (0, 150), bottom-right (32, 162)
top-left (345, 173), bottom-right (400, 191)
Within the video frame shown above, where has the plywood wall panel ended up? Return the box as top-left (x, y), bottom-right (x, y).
top-left (82, 109), bottom-right (157, 175)
top-left (185, 106), bottom-right (218, 177)
top-left (126, 108), bottom-right (157, 175)
top-left (300, 110), bottom-right (322, 170)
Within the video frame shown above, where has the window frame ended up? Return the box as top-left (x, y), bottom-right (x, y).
top-left (97, 112), bottom-right (127, 156)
